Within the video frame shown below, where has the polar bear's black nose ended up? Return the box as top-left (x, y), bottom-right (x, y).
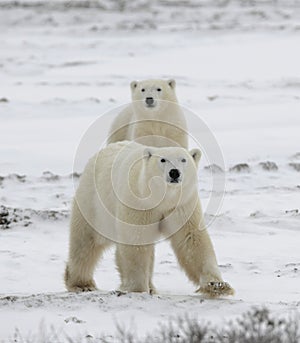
top-left (146, 97), bottom-right (154, 105)
top-left (169, 169), bottom-right (180, 180)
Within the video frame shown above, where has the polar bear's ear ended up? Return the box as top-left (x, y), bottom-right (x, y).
top-left (130, 80), bottom-right (138, 91)
top-left (144, 148), bottom-right (153, 160)
top-left (168, 79), bottom-right (176, 89)
top-left (189, 148), bottom-right (201, 168)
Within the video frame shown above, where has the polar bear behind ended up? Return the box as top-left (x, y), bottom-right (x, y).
top-left (65, 141), bottom-right (234, 297)
top-left (108, 79), bottom-right (188, 148)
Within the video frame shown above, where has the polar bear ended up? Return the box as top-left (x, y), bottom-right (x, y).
top-left (65, 141), bottom-right (233, 297)
top-left (107, 79), bottom-right (188, 148)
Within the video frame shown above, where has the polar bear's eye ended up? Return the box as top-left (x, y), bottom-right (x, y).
top-left (181, 158), bottom-right (186, 163)
top-left (141, 88), bottom-right (145, 92)
top-left (157, 88), bottom-right (162, 92)
top-left (161, 158), bottom-right (166, 163)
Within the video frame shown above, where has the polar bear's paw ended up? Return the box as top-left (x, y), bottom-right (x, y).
top-left (70, 285), bottom-right (97, 293)
top-left (117, 283), bottom-right (156, 295)
top-left (196, 281), bottom-right (234, 298)
top-left (67, 281), bottom-right (97, 293)
top-left (65, 266), bottom-right (97, 292)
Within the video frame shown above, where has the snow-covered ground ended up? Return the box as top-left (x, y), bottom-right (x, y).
top-left (0, 0), bottom-right (300, 341)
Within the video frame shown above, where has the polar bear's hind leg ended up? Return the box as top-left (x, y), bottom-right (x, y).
top-left (64, 202), bottom-right (111, 292)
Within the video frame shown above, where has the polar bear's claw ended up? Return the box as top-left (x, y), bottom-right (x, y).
top-left (197, 281), bottom-right (234, 298)
top-left (110, 290), bottom-right (128, 297)
top-left (149, 288), bottom-right (156, 295)
top-left (68, 284), bottom-right (97, 293)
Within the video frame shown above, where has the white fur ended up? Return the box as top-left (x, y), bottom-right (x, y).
top-left (65, 141), bottom-right (233, 297)
top-left (108, 79), bottom-right (188, 148)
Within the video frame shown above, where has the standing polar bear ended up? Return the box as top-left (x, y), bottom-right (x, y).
top-left (65, 141), bottom-right (234, 297)
top-left (108, 79), bottom-right (188, 148)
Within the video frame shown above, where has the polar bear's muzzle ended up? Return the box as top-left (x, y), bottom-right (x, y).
top-left (145, 97), bottom-right (155, 107)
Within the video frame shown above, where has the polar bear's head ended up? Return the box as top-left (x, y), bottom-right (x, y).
top-left (137, 146), bottom-right (201, 209)
top-left (142, 146), bottom-right (201, 189)
top-left (130, 79), bottom-right (178, 113)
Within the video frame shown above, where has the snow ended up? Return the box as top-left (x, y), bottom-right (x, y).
top-left (0, 0), bottom-right (300, 341)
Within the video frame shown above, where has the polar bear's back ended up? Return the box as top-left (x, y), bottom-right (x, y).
top-left (76, 141), bottom-right (143, 208)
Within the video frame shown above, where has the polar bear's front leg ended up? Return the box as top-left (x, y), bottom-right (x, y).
top-left (115, 244), bottom-right (155, 293)
top-left (169, 218), bottom-right (234, 298)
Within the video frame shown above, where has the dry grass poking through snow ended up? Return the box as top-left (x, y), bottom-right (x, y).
top-left (6, 307), bottom-right (300, 343)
